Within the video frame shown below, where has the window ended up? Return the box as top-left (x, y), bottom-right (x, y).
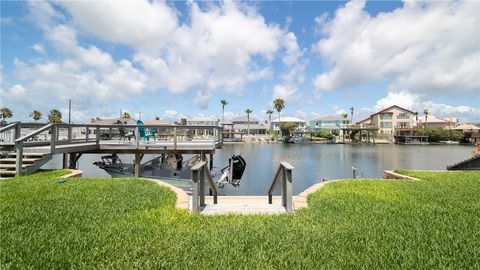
top-left (397, 113), bottom-right (410, 119)
top-left (380, 122), bottom-right (392, 128)
top-left (380, 114), bottom-right (393, 120)
top-left (397, 122), bottom-right (410, 128)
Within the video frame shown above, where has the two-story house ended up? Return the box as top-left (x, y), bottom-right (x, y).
top-left (308, 115), bottom-right (350, 135)
top-left (356, 105), bottom-right (415, 135)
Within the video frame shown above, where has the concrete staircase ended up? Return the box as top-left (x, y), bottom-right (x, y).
top-left (0, 152), bottom-right (52, 178)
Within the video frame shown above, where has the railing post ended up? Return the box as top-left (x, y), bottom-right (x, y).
top-left (109, 127), bottom-right (112, 140)
top-left (192, 169), bottom-right (199, 212)
top-left (50, 125), bottom-right (56, 154)
top-left (14, 122), bottom-right (21, 141)
top-left (200, 165), bottom-right (206, 206)
top-left (95, 126), bottom-right (100, 148)
top-left (173, 127), bottom-right (177, 149)
top-left (135, 126), bottom-right (140, 148)
top-left (68, 126), bottom-right (72, 143)
top-left (285, 167), bottom-right (293, 212)
top-left (86, 127), bottom-right (89, 141)
top-left (282, 167), bottom-right (287, 207)
top-left (15, 140), bottom-right (23, 176)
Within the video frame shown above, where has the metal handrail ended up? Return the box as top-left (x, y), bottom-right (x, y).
top-left (191, 160), bottom-right (218, 212)
top-left (268, 161), bottom-right (294, 212)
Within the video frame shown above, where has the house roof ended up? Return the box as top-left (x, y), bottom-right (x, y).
top-left (229, 116), bottom-right (260, 123)
top-left (90, 117), bottom-right (136, 125)
top-left (233, 124), bottom-right (267, 130)
top-left (356, 117), bottom-right (371, 124)
top-left (311, 115), bottom-right (347, 122)
top-left (371, 105), bottom-right (414, 116)
top-left (143, 120), bottom-right (171, 126)
top-left (188, 117), bottom-right (218, 122)
top-left (271, 116), bottom-right (305, 123)
top-left (418, 115), bottom-right (456, 124)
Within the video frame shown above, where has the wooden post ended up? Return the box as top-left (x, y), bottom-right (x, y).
top-left (14, 122), bottom-right (21, 141)
top-left (68, 153), bottom-right (77, 169)
top-left (191, 169), bottom-right (199, 212)
top-left (281, 167), bottom-right (287, 207)
top-left (199, 166), bottom-right (205, 206)
top-left (50, 125), bottom-right (57, 154)
top-left (135, 126), bottom-right (140, 148)
top-left (173, 127), bottom-right (177, 149)
top-left (86, 127), bottom-right (90, 141)
top-left (285, 167), bottom-right (293, 212)
top-left (62, 153), bottom-right (68, 169)
top-left (15, 140), bottom-right (23, 176)
top-left (68, 126), bottom-right (72, 143)
top-left (209, 154), bottom-right (213, 170)
top-left (134, 153), bottom-right (143, 178)
top-left (95, 126), bottom-right (100, 147)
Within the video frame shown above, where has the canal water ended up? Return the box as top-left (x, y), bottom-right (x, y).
top-left (43, 143), bottom-right (474, 195)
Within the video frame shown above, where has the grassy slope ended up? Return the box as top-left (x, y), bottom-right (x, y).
top-left (1, 170), bottom-right (479, 269)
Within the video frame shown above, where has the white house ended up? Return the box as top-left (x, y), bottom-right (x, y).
top-left (271, 116), bottom-right (306, 131)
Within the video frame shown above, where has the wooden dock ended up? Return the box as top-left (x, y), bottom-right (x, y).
top-left (0, 122), bottom-right (223, 177)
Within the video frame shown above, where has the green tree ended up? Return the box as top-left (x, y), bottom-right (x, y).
top-left (245, 109), bottom-right (253, 136)
top-left (423, 109), bottom-right (429, 129)
top-left (0, 107), bottom-right (13, 123)
top-left (417, 128), bottom-right (463, 142)
top-left (280, 122), bottom-right (297, 137)
top-left (221, 99), bottom-right (228, 125)
top-left (48, 109), bottom-right (63, 124)
top-left (273, 98), bottom-right (285, 134)
top-left (29, 110), bottom-right (42, 123)
top-left (266, 109), bottom-right (274, 134)
top-left (122, 112), bottom-right (131, 118)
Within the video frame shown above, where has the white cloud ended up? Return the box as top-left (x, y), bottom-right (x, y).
top-left (30, 43), bottom-right (45, 54)
top-left (313, 0), bottom-right (480, 97)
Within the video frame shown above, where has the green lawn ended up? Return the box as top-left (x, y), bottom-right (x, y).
top-left (1, 170), bottom-right (479, 269)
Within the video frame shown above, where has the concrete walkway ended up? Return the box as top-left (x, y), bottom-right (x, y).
top-left (199, 196), bottom-right (287, 215)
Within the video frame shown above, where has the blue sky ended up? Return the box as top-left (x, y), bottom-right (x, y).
top-left (1, 0), bottom-right (479, 123)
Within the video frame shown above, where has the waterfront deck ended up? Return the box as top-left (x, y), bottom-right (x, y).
top-left (0, 122), bottom-right (223, 176)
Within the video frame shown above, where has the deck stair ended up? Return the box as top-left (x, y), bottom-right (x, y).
top-left (0, 152), bottom-right (52, 178)
top-left (447, 155), bottom-right (480, 170)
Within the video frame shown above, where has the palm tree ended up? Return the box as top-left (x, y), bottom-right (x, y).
top-left (423, 109), bottom-right (429, 129)
top-left (29, 110), bottom-right (42, 123)
top-left (122, 112), bottom-right (131, 118)
top-left (0, 107), bottom-right (13, 123)
top-left (266, 109), bottom-right (274, 134)
top-left (48, 109), bottom-right (63, 124)
top-left (414, 112), bottom-right (419, 126)
top-left (350, 107), bottom-right (354, 123)
top-left (273, 98), bottom-right (285, 133)
top-left (221, 99), bottom-right (228, 125)
top-left (245, 109), bottom-right (253, 136)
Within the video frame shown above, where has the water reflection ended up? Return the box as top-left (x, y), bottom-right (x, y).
top-left (42, 144), bottom-right (473, 195)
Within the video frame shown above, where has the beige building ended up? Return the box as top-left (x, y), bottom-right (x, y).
top-left (418, 115), bottom-right (458, 129)
top-left (356, 105), bottom-right (415, 135)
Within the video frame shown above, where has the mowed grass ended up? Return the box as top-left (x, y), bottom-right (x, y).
top-left (1, 170), bottom-right (479, 269)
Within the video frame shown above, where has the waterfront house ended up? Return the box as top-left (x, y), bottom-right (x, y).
top-left (355, 105), bottom-right (415, 135)
top-left (271, 117), bottom-right (306, 132)
top-left (309, 115), bottom-right (350, 135)
top-left (229, 116), bottom-right (267, 135)
top-left (187, 116), bottom-right (218, 136)
top-left (417, 115), bottom-right (458, 129)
